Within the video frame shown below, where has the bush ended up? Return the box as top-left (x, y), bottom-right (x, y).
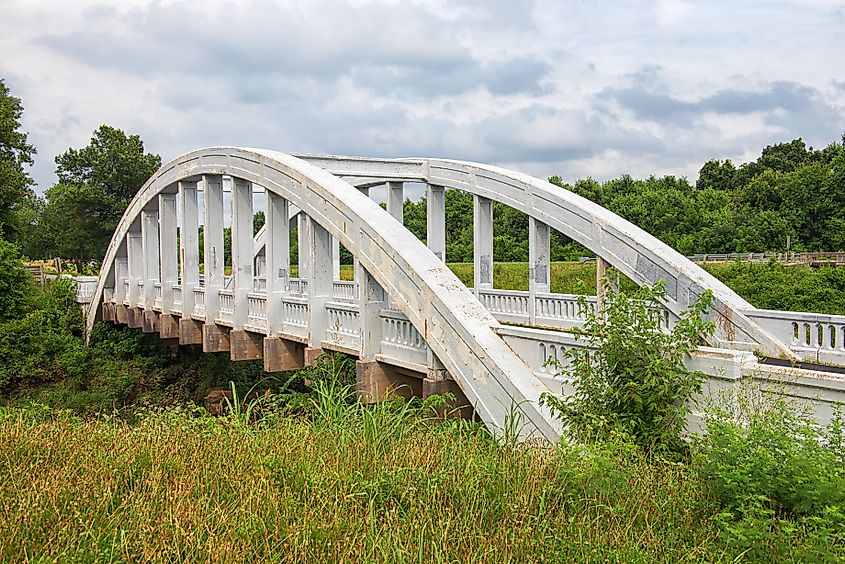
top-left (0, 238), bottom-right (35, 322)
top-left (542, 281), bottom-right (714, 454)
top-left (698, 398), bottom-right (845, 559)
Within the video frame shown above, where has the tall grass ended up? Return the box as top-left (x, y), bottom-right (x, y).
top-left (2, 394), bottom-right (840, 562)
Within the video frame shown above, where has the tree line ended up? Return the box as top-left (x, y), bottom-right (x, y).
top-left (2, 77), bottom-right (845, 270)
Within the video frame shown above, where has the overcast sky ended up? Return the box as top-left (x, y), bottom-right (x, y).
top-left (3, 0), bottom-right (844, 196)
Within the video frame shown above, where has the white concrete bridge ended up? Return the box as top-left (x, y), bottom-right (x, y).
top-left (81, 148), bottom-right (845, 440)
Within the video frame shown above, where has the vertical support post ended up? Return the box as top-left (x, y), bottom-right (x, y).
top-left (357, 263), bottom-right (387, 360)
top-left (332, 237), bottom-right (341, 281)
top-left (203, 174), bottom-right (224, 320)
top-left (127, 226), bottom-right (142, 308)
top-left (473, 195), bottom-right (493, 296)
top-left (114, 256), bottom-right (128, 304)
top-left (141, 208), bottom-right (160, 309)
top-left (427, 184), bottom-right (446, 262)
top-left (387, 181), bottom-right (404, 223)
top-left (596, 255), bottom-right (608, 315)
top-left (265, 191), bottom-right (289, 333)
top-left (297, 212), bottom-right (310, 281)
top-left (528, 217), bottom-right (551, 325)
top-left (231, 178), bottom-right (253, 328)
top-left (352, 186), bottom-right (370, 291)
top-left (307, 217), bottom-right (332, 348)
top-left (159, 192), bottom-right (178, 313)
top-left (179, 180), bottom-right (199, 316)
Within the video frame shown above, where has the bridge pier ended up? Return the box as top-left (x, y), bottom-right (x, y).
top-left (114, 304), bottom-right (128, 324)
top-left (230, 329), bottom-right (263, 361)
top-left (423, 352), bottom-right (473, 419)
top-left (263, 336), bottom-right (304, 372)
top-left (202, 323), bottom-right (230, 353)
top-left (158, 313), bottom-right (180, 339)
top-left (304, 346), bottom-right (324, 366)
top-left (127, 307), bottom-right (144, 329)
top-left (179, 318), bottom-right (203, 345)
top-left (356, 360), bottom-right (422, 402)
top-left (142, 310), bottom-right (159, 333)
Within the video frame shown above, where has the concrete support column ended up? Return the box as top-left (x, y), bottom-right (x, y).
top-left (387, 181), bottom-right (404, 223)
top-left (231, 177), bottom-right (253, 329)
top-left (141, 209), bottom-right (160, 310)
top-left (426, 184), bottom-right (446, 262)
top-left (159, 192), bottom-right (178, 312)
top-left (596, 255), bottom-right (608, 315)
top-left (528, 217), bottom-right (551, 325)
top-left (202, 174), bottom-right (224, 321)
top-left (114, 256), bottom-right (128, 304)
top-left (179, 180), bottom-right (199, 317)
top-left (332, 237), bottom-right (341, 281)
top-left (473, 195), bottom-right (493, 295)
top-left (297, 212), bottom-right (310, 280)
top-left (352, 186), bottom-right (370, 291)
top-left (307, 217), bottom-right (332, 349)
top-left (265, 191), bottom-right (289, 333)
top-left (357, 263), bottom-right (387, 360)
top-left (127, 226), bottom-right (142, 308)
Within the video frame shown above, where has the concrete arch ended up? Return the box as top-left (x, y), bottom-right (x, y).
top-left (296, 155), bottom-right (795, 360)
top-left (86, 147), bottom-right (562, 441)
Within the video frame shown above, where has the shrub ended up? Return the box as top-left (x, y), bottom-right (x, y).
top-left (0, 238), bottom-right (35, 322)
top-left (699, 398), bottom-right (845, 559)
top-left (541, 281), bottom-right (714, 454)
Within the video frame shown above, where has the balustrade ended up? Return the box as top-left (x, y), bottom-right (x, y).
top-left (192, 287), bottom-right (206, 319)
top-left (246, 293), bottom-right (268, 331)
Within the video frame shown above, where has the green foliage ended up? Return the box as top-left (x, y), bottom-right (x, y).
top-left (40, 125), bottom-right (161, 265)
top-left (698, 398), bottom-right (845, 560)
top-left (542, 282), bottom-right (715, 454)
top-left (0, 79), bottom-right (36, 242)
top-left (0, 238), bottom-right (36, 322)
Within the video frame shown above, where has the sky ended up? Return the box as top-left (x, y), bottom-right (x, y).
top-left (2, 0), bottom-right (844, 198)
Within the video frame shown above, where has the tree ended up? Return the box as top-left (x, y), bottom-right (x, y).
top-left (43, 126), bottom-right (161, 264)
top-left (55, 125), bottom-right (160, 202)
top-left (0, 238), bottom-right (35, 322)
top-left (40, 183), bottom-right (114, 268)
top-left (0, 79), bottom-right (36, 242)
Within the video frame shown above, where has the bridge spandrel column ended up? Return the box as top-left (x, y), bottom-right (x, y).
top-left (265, 191), bottom-right (289, 334)
top-left (387, 181), bottom-right (404, 224)
top-left (307, 217), bottom-right (332, 349)
top-left (528, 217), bottom-right (551, 325)
top-left (159, 192), bottom-right (178, 313)
top-left (352, 186), bottom-right (371, 292)
top-left (179, 180), bottom-right (200, 317)
top-left (357, 263), bottom-right (387, 360)
top-left (231, 178), bottom-right (253, 329)
top-left (141, 208), bottom-right (160, 310)
top-left (426, 185), bottom-right (446, 263)
top-left (332, 237), bottom-right (341, 281)
top-left (202, 174), bottom-right (224, 321)
top-left (113, 256), bottom-right (129, 305)
top-left (473, 194), bottom-right (494, 295)
top-left (126, 222), bottom-right (143, 308)
top-left (297, 213), bottom-right (310, 280)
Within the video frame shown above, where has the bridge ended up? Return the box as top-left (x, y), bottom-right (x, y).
top-left (79, 147), bottom-right (845, 440)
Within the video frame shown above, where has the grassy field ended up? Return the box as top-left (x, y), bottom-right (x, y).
top-left (0, 398), bottom-right (824, 563)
